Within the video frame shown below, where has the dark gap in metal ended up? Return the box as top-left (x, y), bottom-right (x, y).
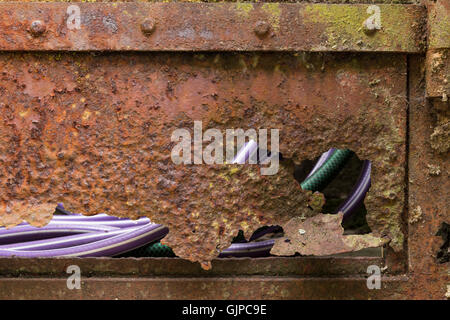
top-left (404, 54), bottom-right (412, 272)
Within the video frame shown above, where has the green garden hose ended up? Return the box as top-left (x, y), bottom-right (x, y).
top-left (124, 241), bottom-right (176, 257)
top-left (300, 149), bottom-right (353, 191)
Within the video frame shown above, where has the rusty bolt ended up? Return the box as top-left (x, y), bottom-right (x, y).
top-left (140, 19), bottom-right (156, 35)
top-left (254, 21), bottom-right (270, 38)
top-left (30, 20), bottom-right (46, 37)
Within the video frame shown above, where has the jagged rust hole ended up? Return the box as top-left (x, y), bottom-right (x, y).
top-left (295, 151), bottom-right (372, 235)
top-left (120, 150), bottom-right (377, 259)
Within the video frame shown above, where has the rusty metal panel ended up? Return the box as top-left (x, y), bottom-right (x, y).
top-left (0, 3), bottom-right (426, 52)
top-left (0, 52), bottom-right (407, 266)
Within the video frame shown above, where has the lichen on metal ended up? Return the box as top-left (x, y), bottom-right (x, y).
top-left (427, 0), bottom-right (450, 50)
top-left (426, 0), bottom-right (449, 100)
top-left (425, 0), bottom-right (449, 154)
top-left (0, 52), bottom-right (406, 265)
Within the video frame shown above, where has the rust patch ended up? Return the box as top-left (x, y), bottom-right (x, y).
top-left (271, 213), bottom-right (388, 256)
top-left (0, 52), bottom-right (406, 265)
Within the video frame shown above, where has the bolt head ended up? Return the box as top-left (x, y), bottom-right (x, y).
top-left (141, 19), bottom-right (156, 35)
top-left (254, 21), bottom-right (270, 38)
top-left (30, 20), bottom-right (46, 36)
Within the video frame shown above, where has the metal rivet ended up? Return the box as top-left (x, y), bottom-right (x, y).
top-left (254, 21), bottom-right (270, 38)
top-left (140, 19), bottom-right (156, 35)
top-left (30, 20), bottom-right (46, 37)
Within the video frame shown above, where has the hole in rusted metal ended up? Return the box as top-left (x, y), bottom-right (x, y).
top-left (436, 222), bottom-right (449, 264)
top-left (293, 151), bottom-right (372, 235)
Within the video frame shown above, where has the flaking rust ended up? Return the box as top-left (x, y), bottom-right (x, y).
top-left (271, 213), bottom-right (388, 256)
top-left (0, 52), bottom-right (406, 266)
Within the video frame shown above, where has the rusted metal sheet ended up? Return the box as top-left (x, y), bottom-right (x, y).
top-left (405, 55), bottom-right (449, 300)
top-left (271, 213), bottom-right (388, 256)
top-left (0, 2), bottom-right (426, 52)
top-left (0, 52), bottom-right (407, 265)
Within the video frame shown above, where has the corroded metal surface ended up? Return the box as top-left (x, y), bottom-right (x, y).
top-left (405, 55), bottom-right (449, 300)
top-left (0, 2), bottom-right (426, 52)
top-left (271, 213), bottom-right (388, 256)
top-left (0, 276), bottom-right (409, 300)
top-left (0, 256), bottom-right (384, 277)
top-left (428, 98), bottom-right (449, 153)
top-left (0, 52), bottom-right (406, 265)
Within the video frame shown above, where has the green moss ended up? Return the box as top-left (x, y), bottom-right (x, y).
top-left (235, 2), bottom-right (254, 18)
top-left (262, 3), bottom-right (281, 31)
top-left (429, 2), bottom-right (450, 49)
top-left (301, 4), bottom-right (420, 51)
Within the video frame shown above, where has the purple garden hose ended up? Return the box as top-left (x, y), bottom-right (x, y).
top-left (0, 229), bottom-right (125, 250)
top-left (338, 160), bottom-right (371, 222)
top-left (219, 240), bottom-right (277, 258)
top-left (232, 140), bottom-right (258, 164)
top-left (0, 210), bottom-right (168, 257)
top-left (0, 223), bottom-right (119, 245)
top-left (306, 148), bottom-right (336, 179)
top-left (0, 223), bottom-right (168, 257)
top-left (48, 217), bottom-right (152, 229)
